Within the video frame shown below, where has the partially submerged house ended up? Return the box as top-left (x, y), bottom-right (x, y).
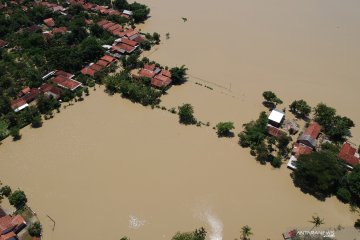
top-left (267, 125), bottom-right (287, 139)
top-left (10, 98), bottom-right (28, 112)
top-left (339, 142), bottom-right (360, 169)
top-left (297, 122), bottom-right (321, 149)
top-left (0, 214), bottom-right (26, 239)
top-left (268, 109), bottom-right (285, 128)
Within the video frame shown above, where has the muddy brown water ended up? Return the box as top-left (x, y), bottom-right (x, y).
top-left (1, 0), bottom-right (360, 239)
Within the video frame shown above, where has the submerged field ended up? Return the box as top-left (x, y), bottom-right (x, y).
top-left (1, 0), bottom-right (360, 239)
top-left (0, 89), bottom-right (358, 240)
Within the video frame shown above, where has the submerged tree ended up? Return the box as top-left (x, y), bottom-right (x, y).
top-left (309, 215), bottom-right (325, 230)
top-left (262, 91), bottom-right (283, 107)
top-left (170, 65), bottom-right (188, 85)
top-left (216, 122), bottom-right (235, 137)
top-left (178, 104), bottom-right (196, 125)
top-left (9, 189), bottom-right (27, 210)
top-left (289, 99), bottom-right (311, 118)
top-left (240, 225), bottom-right (253, 240)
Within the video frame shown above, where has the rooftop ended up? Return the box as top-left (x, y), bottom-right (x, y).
top-left (268, 109), bottom-right (285, 124)
top-left (339, 142), bottom-right (360, 167)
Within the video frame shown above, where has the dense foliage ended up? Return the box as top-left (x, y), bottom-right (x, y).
top-left (178, 104), bottom-right (197, 125)
top-left (314, 103), bottom-right (355, 142)
top-left (289, 99), bottom-right (311, 118)
top-left (293, 151), bottom-right (347, 200)
top-left (9, 189), bottom-right (28, 210)
top-left (28, 222), bottom-right (42, 237)
top-left (262, 91), bottom-right (283, 107)
top-left (216, 121), bottom-right (235, 137)
top-left (171, 228), bottom-right (207, 240)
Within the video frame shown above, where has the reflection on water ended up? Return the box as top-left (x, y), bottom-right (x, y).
top-left (195, 207), bottom-right (223, 240)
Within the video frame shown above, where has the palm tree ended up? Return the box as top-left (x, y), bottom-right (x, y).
top-left (309, 215), bottom-right (324, 230)
top-left (240, 225), bottom-right (253, 240)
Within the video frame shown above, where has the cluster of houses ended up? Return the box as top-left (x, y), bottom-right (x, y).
top-left (68, 0), bottom-right (133, 19)
top-left (134, 64), bottom-right (173, 88)
top-left (266, 109), bottom-right (360, 170)
top-left (35, 1), bottom-right (65, 13)
top-left (0, 208), bottom-right (27, 240)
top-left (80, 54), bottom-right (117, 77)
top-left (10, 70), bottom-right (82, 112)
top-left (42, 18), bottom-right (69, 39)
top-left (96, 19), bottom-right (143, 56)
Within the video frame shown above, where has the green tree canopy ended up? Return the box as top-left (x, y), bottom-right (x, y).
top-left (289, 99), bottom-right (311, 117)
top-left (238, 111), bottom-right (268, 149)
top-left (9, 189), bottom-right (27, 210)
top-left (216, 121), bottom-right (235, 137)
top-left (262, 91), bottom-right (283, 107)
top-left (293, 151), bottom-right (347, 200)
top-left (178, 103), bottom-right (196, 125)
top-left (170, 65), bottom-right (188, 85)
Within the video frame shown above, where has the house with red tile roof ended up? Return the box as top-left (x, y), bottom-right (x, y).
top-left (139, 68), bottom-right (156, 78)
top-left (102, 22), bottom-right (116, 30)
top-left (101, 55), bottom-right (116, 63)
top-left (18, 87), bottom-right (30, 97)
top-left (124, 29), bottom-right (140, 40)
top-left (22, 88), bottom-right (40, 103)
top-left (151, 74), bottom-right (172, 88)
top-left (0, 39), bottom-right (9, 48)
top-left (96, 59), bottom-right (110, 68)
top-left (0, 231), bottom-right (16, 240)
top-left (297, 122), bottom-right (321, 149)
top-left (52, 75), bottom-right (82, 91)
top-left (267, 125), bottom-right (287, 139)
top-left (121, 38), bottom-right (138, 47)
top-left (52, 27), bottom-right (68, 34)
top-left (89, 63), bottom-right (104, 72)
top-left (108, 24), bottom-right (122, 32)
top-left (39, 83), bottom-right (62, 99)
top-left (81, 67), bottom-right (96, 77)
top-left (43, 18), bottom-right (55, 27)
top-left (54, 70), bottom-right (74, 79)
top-left (339, 142), bottom-right (360, 169)
top-left (0, 214), bottom-right (26, 235)
top-left (97, 19), bottom-right (109, 27)
top-left (11, 99), bottom-right (28, 112)
top-left (292, 143), bottom-right (313, 158)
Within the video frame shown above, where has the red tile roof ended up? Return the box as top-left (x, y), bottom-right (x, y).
top-left (108, 24), bottom-right (122, 32)
top-left (21, 86), bottom-right (31, 95)
top-left (161, 69), bottom-right (171, 78)
top-left (144, 64), bottom-right (156, 71)
top-left (97, 19), bottom-right (109, 27)
top-left (52, 27), bottom-right (67, 34)
top-left (293, 143), bottom-right (313, 158)
top-left (0, 39), bottom-right (9, 48)
top-left (0, 231), bottom-right (16, 240)
top-left (124, 29), bottom-right (139, 38)
top-left (81, 67), bottom-right (96, 76)
top-left (339, 142), bottom-right (360, 167)
top-left (54, 70), bottom-right (73, 79)
top-left (90, 63), bottom-right (103, 71)
top-left (10, 98), bottom-right (27, 110)
top-left (96, 60), bottom-right (109, 68)
top-left (84, 19), bottom-right (93, 25)
top-left (121, 38), bottom-right (138, 47)
top-left (101, 55), bottom-right (116, 63)
top-left (22, 88), bottom-right (40, 103)
top-left (139, 69), bottom-right (156, 78)
top-left (267, 125), bottom-right (286, 138)
top-left (0, 214), bottom-right (25, 234)
top-left (43, 18), bottom-right (55, 27)
top-left (304, 122), bottom-right (321, 139)
top-left (112, 30), bottom-right (125, 37)
top-left (102, 22), bottom-right (116, 30)
top-left (115, 43), bottom-right (135, 53)
top-left (39, 83), bottom-right (62, 97)
top-left (52, 76), bottom-right (82, 91)
top-left (151, 74), bottom-right (172, 88)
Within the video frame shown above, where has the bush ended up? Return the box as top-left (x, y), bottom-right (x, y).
top-left (271, 156), bottom-right (282, 168)
top-left (336, 188), bottom-right (351, 203)
top-left (10, 127), bottom-right (21, 141)
top-left (0, 185), bottom-right (12, 197)
top-left (31, 115), bottom-right (43, 128)
top-left (28, 222), bottom-right (42, 237)
top-left (215, 122), bottom-right (235, 137)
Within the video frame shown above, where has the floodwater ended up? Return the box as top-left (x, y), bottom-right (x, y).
top-left (1, 0), bottom-right (360, 239)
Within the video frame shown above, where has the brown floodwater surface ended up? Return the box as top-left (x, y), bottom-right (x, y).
top-left (1, 0), bottom-right (360, 239)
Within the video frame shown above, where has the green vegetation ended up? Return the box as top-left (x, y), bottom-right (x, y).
top-left (240, 225), bottom-right (253, 240)
top-left (9, 189), bottom-right (28, 210)
top-left (314, 103), bottom-right (355, 142)
top-left (28, 222), bottom-right (42, 237)
top-left (10, 127), bottom-right (21, 141)
top-left (170, 65), bottom-right (188, 85)
top-left (215, 121), bottom-right (235, 137)
top-left (171, 227), bottom-right (206, 240)
top-left (178, 104), bottom-right (197, 125)
top-left (238, 112), bottom-right (268, 149)
top-left (309, 215), bottom-right (325, 230)
top-left (104, 71), bottom-right (162, 106)
top-left (0, 185), bottom-right (12, 197)
top-left (293, 151), bottom-right (347, 200)
top-left (262, 91), bottom-right (283, 108)
top-left (114, 0), bottom-right (150, 23)
top-left (289, 99), bottom-right (311, 118)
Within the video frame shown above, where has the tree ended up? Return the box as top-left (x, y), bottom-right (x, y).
top-left (240, 225), bottom-right (253, 240)
top-left (216, 122), bottom-right (235, 137)
top-left (346, 165), bottom-right (360, 202)
top-left (170, 65), bottom-right (188, 85)
top-left (171, 228), bottom-right (206, 240)
top-left (140, 39), bottom-right (151, 50)
top-left (28, 222), bottom-right (42, 237)
top-left (309, 215), bottom-right (324, 230)
top-left (238, 112), bottom-right (268, 149)
top-left (9, 190), bottom-right (27, 210)
top-left (178, 104), bottom-right (196, 125)
top-left (152, 32), bottom-right (160, 44)
top-left (289, 100), bottom-right (311, 117)
top-left (194, 227), bottom-right (206, 240)
top-left (262, 91), bottom-right (283, 107)
top-left (293, 151), bottom-right (347, 199)
top-left (10, 127), bottom-right (21, 141)
top-left (114, 0), bottom-right (129, 10)
top-left (31, 115), bottom-right (43, 128)
top-left (0, 185), bottom-right (12, 197)
top-left (336, 187), bottom-right (351, 203)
